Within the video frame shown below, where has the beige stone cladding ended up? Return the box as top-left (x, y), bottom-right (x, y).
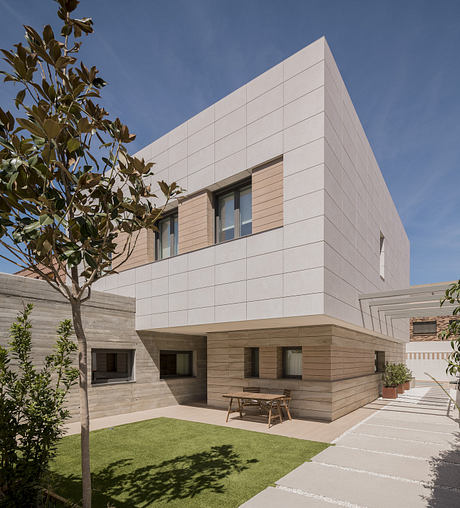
top-left (207, 324), bottom-right (403, 421)
top-left (252, 157), bottom-right (283, 234)
top-left (178, 190), bottom-right (214, 254)
top-left (0, 273), bottom-right (206, 422)
top-left (114, 228), bottom-right (155, 272)
top-left (410, 316), bottom-right (455, 342)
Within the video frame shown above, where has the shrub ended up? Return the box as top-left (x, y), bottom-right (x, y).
top-left (0, 304), bottom-right (78, 506)
top-left (383, 363), bottom-right (399, 387)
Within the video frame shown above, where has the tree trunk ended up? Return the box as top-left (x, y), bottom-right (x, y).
top-left (70, 299), bottom-right (92, 508)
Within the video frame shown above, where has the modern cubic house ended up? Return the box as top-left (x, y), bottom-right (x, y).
top-left (5, 36), bottom-right (411, 422)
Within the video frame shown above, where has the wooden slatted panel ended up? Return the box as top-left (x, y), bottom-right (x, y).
top-left (113, 228), bottom-right (155, 272)
top-left (178, 190), bottom-right (214, 254)
top-left (252, 157), bottom-right (283, 234)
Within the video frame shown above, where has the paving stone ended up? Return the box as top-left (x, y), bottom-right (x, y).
top-left (276, 462), bottom-right (459, 508)
top-left (313, 446), bottom-right (460, 489)
top-left (337, 433), bottom-right (457, 460)
top-left (240, 486), bottom-right (336, 507)
top-left (352, 423), bottom-right (459, 446)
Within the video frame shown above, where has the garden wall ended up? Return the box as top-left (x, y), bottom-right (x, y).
top-left (0, 273), bottom-right (206, 422)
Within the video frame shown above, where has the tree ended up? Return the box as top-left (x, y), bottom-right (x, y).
top-left (0, 1), bottom-right (180, 505)
top-left (440, 280), bottom-right (460, 377)
top-left (0, 304), bottom-right (78, 505)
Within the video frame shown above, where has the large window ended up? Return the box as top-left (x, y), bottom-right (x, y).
top-left (283, 347), bottom-right (302, 379)
top-left (156, 213), bottom-right (178, 260)
top-left (413, 321), bottom-right (437, 335)
top-left (91, 349), bottom-right (134, 385)
top-left (160, 350), bottom-right (193, 378)
top-left (215, 181), bottom-right (252, 243)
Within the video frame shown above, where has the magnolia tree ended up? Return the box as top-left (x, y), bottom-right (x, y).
top-left (0, 1), bottom-right (180, 506)
top-left (440, 280), bottom-right (460, 378)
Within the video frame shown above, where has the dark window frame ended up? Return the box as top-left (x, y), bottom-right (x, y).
top-left (412, 321), bottom-right (437, 335)
top-left (282, 346), bottom-right (302, 379)
top-left (215, 178), bottom-right (252, 244)
top-left (91, 348), bottom-right (135, 385)
top-left (155, 211), bottom-right (178, 260)
top-left (250, 347), bottom-right (259, 378)
top-left (375, 351), bottom-right (385, 373)
top-left (160, 350), bottom-right (193, 379)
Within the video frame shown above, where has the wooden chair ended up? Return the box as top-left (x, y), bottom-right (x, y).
top-left (241, 387), bottom-right (261, 411)
top-left (282, 389), bottom-right (292, 420)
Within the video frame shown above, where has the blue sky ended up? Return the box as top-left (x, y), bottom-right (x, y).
top-left (0, 0), bottom-right (459, 285)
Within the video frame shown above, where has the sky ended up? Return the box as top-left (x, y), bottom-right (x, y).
top-left (0, 0), bottom-right (459, 285)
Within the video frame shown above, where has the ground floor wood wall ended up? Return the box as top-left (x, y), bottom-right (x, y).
top-left (207, 325), bottom-right (404, 421)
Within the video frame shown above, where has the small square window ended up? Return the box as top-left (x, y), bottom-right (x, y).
top-left (283, 347), bottom-right (302, 379)
top-left (91, 349), bottom-right (134, 385)
top-left (160, 350), bottom-right (193, 378)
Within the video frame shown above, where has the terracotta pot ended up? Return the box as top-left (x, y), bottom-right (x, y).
top-left (403, 381), bottom-right (410, 390)
top-left (382, 386), bottom-right (398, 399)
top-left (397, 384), bottom-right (404, 394)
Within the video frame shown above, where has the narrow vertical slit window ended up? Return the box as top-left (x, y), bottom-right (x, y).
top-left (156, 212), bottom-right (178, 260)
top-left (379, 232), bottom-right (385, 280)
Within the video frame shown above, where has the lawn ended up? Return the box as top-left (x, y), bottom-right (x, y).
top-left (49, 417), bottom-right (329, 507)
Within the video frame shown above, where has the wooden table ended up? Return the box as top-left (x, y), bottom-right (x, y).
top-left (222, 392), bottom-right (292, 428)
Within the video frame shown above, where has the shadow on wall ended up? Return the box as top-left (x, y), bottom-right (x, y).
top-left (50, 444), bottom-right (255, 506)
top-left (425, 429), bottom-right (460, 507)
top-left (138, 333), bottom-right (207, 404)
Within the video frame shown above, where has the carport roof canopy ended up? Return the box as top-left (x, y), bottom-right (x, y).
top-left (359, 282), bottom-right (457, 336)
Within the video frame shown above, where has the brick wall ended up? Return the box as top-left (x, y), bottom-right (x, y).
top-left (410, 316), bottom-right (455, 342)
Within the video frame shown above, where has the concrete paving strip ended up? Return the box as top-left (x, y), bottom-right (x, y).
top-left (312, 446), bottom-right (460, 489)
top-left (275, 462), bottom-right (459, 508)
top-left (242, 386), bottom-right (459, 507)
top-left (239, 486), bottom-right (345, 507)
top-left (351, 423), bottom-right (458, 445)
top-left (336, 432), bottom-right (457, 459)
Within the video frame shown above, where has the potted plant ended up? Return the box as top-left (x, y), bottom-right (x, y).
top-left (382, 363), bottom-right (398, 399)
top-left (395, 363), bottom-right (406, 394)
top-left (403, 366), bottom-right (412, 391)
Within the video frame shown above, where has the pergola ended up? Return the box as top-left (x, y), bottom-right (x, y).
top-left (358, 281), bottom-right (456, 337)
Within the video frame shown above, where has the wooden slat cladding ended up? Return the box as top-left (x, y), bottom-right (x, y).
top-left (207, 324), bottom-right (404, 421)
top-left (252, 157), bottom-right (283, 234)
top-left (113, 228), bottom-right (155, 272)
top-left (178, 190), bottom-right (214, 254)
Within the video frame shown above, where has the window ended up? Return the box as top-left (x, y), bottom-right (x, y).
top-left (215, 181), bottom-right (252, 243)
top-left (379, 232), bottom-right (385, 279)
top-left (160, 350), bottom-right (193, 378)
top-left (413, 321), bottom-right (437, 335)
top-left (250, 348), bottom-right (259, 378)
top-left (156, 213), bottom-right (178, 260)
top-left (91, 349), bottom-right (134, 384)
top-left (283, 347), bottom-right (302, 379)
top-left (375, 351), bottom-right (385, 372)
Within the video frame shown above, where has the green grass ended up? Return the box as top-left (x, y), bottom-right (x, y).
top-left (49, 417), bottom-right (329, 507)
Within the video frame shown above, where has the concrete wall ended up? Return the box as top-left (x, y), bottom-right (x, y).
top-left (207, 324), bottom-right (404, 421)
top-left (0, 273), bottom-right (206, 422)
